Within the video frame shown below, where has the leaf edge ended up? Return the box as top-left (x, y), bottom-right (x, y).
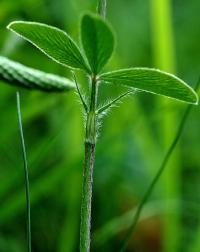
top-left (7, 21), bottom-right (91, 74)
top-left (99, 68), bottom-right (199, 105)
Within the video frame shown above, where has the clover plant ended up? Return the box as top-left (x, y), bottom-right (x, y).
top-left (3, 3), bottom-right (198, 252)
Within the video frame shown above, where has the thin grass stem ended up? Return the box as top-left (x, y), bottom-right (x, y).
top-left (119, 79), bottom-right (200, 252)
top-left (16, 91), bottom-right (32, 252)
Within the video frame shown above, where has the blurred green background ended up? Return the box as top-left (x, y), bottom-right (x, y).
top-left (0, 0), bottom-right (200, 251)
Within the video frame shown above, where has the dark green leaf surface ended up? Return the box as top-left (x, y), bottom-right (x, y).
top-left (81, 13), bottom-right (114, 74)
top-left (100, 68), bottom-right (198, 104)
top-left (7, 21), bottom-right (90, 72)
top-left (0, 56), bottom-right (74, 92)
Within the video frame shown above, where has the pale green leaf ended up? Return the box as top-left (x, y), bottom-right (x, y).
top-left (81, 13), bottom-right (114, 74)
top-left (7, 21), bottom-right (90, 72)
top-left (100, 68), bottom-right (198, 104)
top-left (0, 56), bottom-right (74, 92)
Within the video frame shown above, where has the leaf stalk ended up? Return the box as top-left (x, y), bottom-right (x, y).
top-left (97, 90), bottom-right (133, 114)
top-left (72, 71), bottom-right (88, 113)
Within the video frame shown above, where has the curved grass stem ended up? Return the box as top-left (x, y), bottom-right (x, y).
top-left (119, 79), bottom-right (200, 252)
top-left (16, 92), bottom-right (31, 252)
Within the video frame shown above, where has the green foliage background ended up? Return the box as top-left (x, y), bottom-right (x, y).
top-left (0, 0), bottom-right (200, 251)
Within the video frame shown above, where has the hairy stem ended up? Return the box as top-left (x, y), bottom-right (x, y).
top-left (80, 2), bottom-right (106, 251)
top-left (80, 75), bottom-right (98, 252)
top-left (16, 92), bottom-right (31, 252)
top-left (80, 142), bottom-right (95, 252)
top-left (119, 79), bottom-right (200, 252)
top-left (97, 90), bottom-right (133, 114)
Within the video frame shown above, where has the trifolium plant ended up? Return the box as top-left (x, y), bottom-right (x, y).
top-left (2, 7), bottom-right (198, 252)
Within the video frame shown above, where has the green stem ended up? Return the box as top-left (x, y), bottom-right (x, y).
top-left (119, 79), bottom-right (200, 252)
top-left (80, 142), bottom-right (95, 252)
top-left (80, 75), bottom-right (98, 252)
top-left (16, 92), bottom-right (32, 252)
top-left (80, 2), bottom-right (106, 251)
top-left (97, 0), bottom-right (107, 18)
top-left (150, 1), bottom-right (178, 251)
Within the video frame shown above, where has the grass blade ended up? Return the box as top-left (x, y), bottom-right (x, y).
top-left (119, 78), bottom-right (200, 252)
top-left (16, 92), bottom-right (32, 252)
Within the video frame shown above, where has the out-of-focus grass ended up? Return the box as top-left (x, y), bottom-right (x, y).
top-left (150, 0), bottom-right (180, 252)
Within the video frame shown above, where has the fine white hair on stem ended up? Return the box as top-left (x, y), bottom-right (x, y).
top-left (97, 89), bottom-right (138, 116)
top-left (72, 71), bottom-right (88, 113)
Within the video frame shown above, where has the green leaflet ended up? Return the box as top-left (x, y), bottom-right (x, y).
top-left (100, 68), bottom-right (198, 104)
top-left (7, 21), bottom-right (90, 73)
top-left (0, 56), bottom-right (74, 92)
top-left (81, 13), bottom-right (114, 74)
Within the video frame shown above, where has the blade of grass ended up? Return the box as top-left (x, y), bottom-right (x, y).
top-left (0, 157), bottom-right (81, 225)
top-left (150, 0), bottom-right (175, 72)
top-left (0, 94), bottom-right (68, 201)
top-left (150, 0), bottom-right (179, 251)
top-left (119, 78), bottom-right (200, 252)
top-left (16, 91), bottom-right (31, 252)
top-left (0, 120), bottom-right (56, 202)
top-left (93, 199), bottom-right (200, 248)
top-left (93, 199), bottom-right (178, 247)
top-left (0, 94), bottom-right (64, 145)
top-left (0, 93), bottom-right (79, 220)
